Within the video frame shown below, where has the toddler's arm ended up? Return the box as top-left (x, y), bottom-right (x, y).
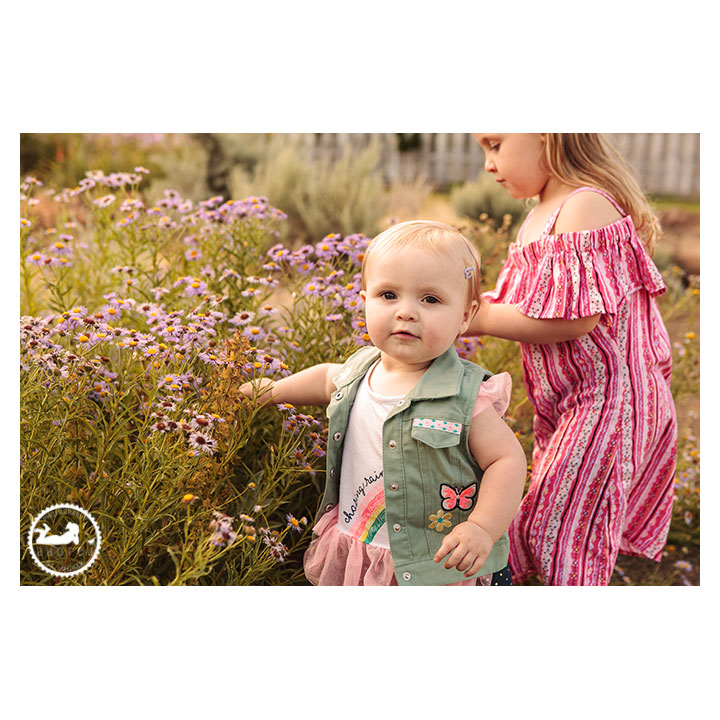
top-left (468, 302), bottom-right (600, 344)
top-left (239, 363), bottom-right (344, 408)
top-left (434, 407), bottom-right (526, 577)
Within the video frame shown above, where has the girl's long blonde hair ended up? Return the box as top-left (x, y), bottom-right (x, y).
top-left (542, 134), bottom-right (661, 254)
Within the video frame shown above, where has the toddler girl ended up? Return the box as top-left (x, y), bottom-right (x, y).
top-left (471, 133), bottom-right (677, 585)
top-left (241, 220), bottom-right (527, 586)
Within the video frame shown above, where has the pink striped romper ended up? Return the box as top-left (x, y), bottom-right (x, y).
top-left (484, 187), bottom-right (677, 585)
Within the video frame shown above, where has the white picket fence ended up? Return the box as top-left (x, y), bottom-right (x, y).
top-left (288, 133), bottom-right (700, 198)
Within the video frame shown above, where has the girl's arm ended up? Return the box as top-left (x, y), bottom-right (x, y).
top-left (239, 363), bottom-right (344, 407)
top-left (434, 407), bottom-right (527, 577)
top-left (467, 301), bottom-right (600, 344)
top-left (468, 191), bottom-right (620, 344)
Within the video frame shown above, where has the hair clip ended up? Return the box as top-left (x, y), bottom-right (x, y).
top-left (464, 267), bottom-right (474, 279)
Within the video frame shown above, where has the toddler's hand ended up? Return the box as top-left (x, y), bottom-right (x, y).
top-left (238, 378), bottom-right (272, 404)
top-left (433, 520), bottom-right (494, 577)
top-left (237, 382), bottom-right (254, 405)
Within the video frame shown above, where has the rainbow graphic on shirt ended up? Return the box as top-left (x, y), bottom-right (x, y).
top-left (347, 483), bottom-right (386, 545)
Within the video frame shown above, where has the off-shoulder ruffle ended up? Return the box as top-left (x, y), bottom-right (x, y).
top-left (473, 372), bottom-right (512, 417)
top-left (487, 216), bottom-right (666, 321)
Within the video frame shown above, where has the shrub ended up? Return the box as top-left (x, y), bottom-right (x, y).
top-left (450, 172), bottom-right (528, 235)
top-left (20, 133), bottom-right (173, 189)
top-left (20, 171), bottom-right (360, 584)
top-left (229, 135), bottom-right (388, 244)
top-left (148, 134), bottom-right (431, 244)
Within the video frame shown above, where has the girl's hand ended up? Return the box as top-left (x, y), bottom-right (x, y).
top-left (433, 520), bottom-right (494, 577)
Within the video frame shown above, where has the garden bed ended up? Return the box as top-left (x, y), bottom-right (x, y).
top-left (19, 172), bottom-right (699, 586)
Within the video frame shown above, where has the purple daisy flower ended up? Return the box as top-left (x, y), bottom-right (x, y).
top-left (26, 252), bottom-right (46, 265)
top-left (188, 432), bottom-right (217, 455)
top-left (267, 243), bottom-right (292, 263)
top-left (242, 325), bottom-right (267, 342)
top-left (185, 279), bottom-right (207, 297)
top-left (229, 310), bottom-right (256, 326)
top-left (220, 268), bottom-right (241, 281)
top-left (315, 234), bottom-right (341, 259)
top-left (49, 240), bottom-right (72, 255)
top-left (343, 296), bottom-right (363, 312)
top-left (93, 194), bottom-right (116, 208)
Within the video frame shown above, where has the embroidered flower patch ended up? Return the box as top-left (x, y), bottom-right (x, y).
top-left (428, 510), bottom-right (453, 532)
top-left (412, 418), bottom-right (462, 435)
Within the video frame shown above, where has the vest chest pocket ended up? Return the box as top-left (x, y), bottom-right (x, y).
top-left (410, 419), bottom-right (470, 551)
top-left (410, 419), bottom-right (463, 448)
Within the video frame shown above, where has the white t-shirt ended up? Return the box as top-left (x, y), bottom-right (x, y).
top-left (337, 361), bottom-right (511, 549)
top-left (337, 363), bottom-right (399, 548)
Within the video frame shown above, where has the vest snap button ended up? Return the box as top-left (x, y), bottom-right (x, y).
top-left (402, 572), bottom-right (411, 581)
top-left (388, 440), bottom-right (397, 449)
top-left (325, 503), bottom-right (334, 512)
top-left (334, 391), bottom-right (343, 400)
top-left (393, 523), bottom-right (401, 532)
top-left (389, 482), bottom-right (399, 491)
top-left (330, 467), bottom-right (335, 477)
top-left (333, 432), bottom-right (342, 442)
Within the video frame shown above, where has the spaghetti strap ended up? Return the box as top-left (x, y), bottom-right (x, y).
top-left (558, 186), bottom-right (626, 214)
top-left (546, 186), bottom-right (626, 236)
top-left (517, 208), bottom-right (535, 244)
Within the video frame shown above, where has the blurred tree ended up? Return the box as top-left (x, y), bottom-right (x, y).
top-left (191, 133), bottom-right (233, 200)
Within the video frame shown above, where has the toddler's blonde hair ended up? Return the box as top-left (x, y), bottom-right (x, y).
top-left (361, 220), bottom-right (483, 310)
top-left (541, 133), bottom-right (661, 254)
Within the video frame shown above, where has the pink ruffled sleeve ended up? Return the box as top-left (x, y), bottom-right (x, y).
top-left (482, 256), bottom-right (518, 305)
top-left (472, 372), bottom-right (512, 417)
top-left (515, 218), bottom-right (666, 320)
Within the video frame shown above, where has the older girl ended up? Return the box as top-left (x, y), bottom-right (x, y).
top-left (471, 133), bottom-right (677, 585)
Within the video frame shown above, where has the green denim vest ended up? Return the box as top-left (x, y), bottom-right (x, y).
top-left (317, 345), bottom-right (510, 586)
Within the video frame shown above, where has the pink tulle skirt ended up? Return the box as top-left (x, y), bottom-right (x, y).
top-left (303, 508), bottom-right (491, 586)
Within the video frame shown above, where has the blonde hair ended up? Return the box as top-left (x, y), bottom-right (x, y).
top-left (542, 134), bottom-right (661, 254)
top-left (361, 220), bottom-right (483, 309)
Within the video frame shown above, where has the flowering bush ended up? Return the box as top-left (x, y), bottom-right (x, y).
top-left (19, 170), bottom-right (700, 585)
top-left (19, 169), bottom-right (372, 584)
top-left (19, 169), bottom-right (487, 586)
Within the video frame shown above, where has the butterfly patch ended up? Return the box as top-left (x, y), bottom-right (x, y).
top-left (439, 482), bottom-right (477, 511)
